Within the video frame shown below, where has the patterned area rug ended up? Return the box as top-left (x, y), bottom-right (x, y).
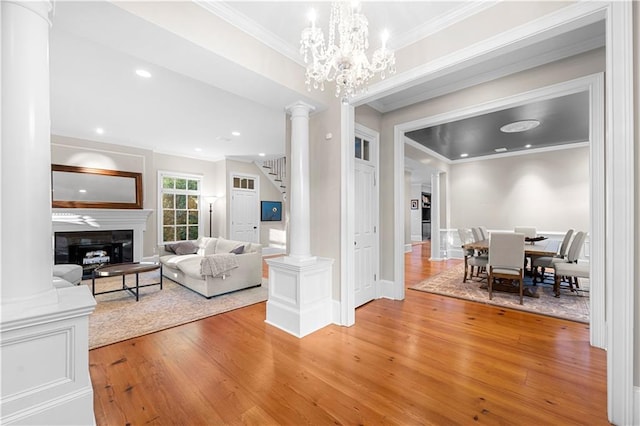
top-left (409, 264), bottom-right (589, 323)
top-left (84, 270), bottom-right (268, 349)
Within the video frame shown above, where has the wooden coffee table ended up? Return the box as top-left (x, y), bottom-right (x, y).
top-left (92, 262), bottom-right (162, 301)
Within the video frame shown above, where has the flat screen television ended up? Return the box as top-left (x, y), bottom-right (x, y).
top-left (261, 201), bottom-right (282, 221)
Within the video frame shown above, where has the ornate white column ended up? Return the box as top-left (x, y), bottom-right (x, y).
top-left (286, 101), bottom-right (315, 261)
top-left (1, 2), bottom-right (96, 424)
top-left (265, 101), bottom-right (333, 338)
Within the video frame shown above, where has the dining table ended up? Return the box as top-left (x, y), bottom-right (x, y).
top-left (461, 237), bottom-right (560, 297)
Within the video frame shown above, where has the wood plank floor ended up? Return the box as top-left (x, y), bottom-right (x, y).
top-left (89, 242), bottom-right (609, 425)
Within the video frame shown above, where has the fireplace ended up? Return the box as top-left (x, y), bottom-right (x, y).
top-left (55, 230), bottom-right (134, 278)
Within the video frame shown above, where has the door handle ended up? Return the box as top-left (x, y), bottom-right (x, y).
top-left (253, 226), bottom-right (257, 229)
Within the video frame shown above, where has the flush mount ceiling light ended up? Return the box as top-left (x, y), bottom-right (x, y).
top-left (95, 127), bottom-right (104, 135)
top-left (135, 69), bottom-right (152, 78)
top-left (300, 1), bottom-right (396, 103)
top-left (500, 119), bottom-right (540, 133)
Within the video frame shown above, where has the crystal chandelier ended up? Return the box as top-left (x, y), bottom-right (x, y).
top-left (300, 2), bottom-right (396, 103)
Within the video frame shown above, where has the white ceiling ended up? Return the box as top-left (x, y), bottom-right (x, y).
top-left (49, 1), bottom-right (603, 166)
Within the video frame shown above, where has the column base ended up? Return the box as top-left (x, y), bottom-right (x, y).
top-left (1, 285), bottom-right (96, 425)
top-left (265, 256), bottom-right (334, 338)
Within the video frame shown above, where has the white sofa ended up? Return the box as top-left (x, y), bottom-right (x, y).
top-left (159, 237), bottom-right (262, 298)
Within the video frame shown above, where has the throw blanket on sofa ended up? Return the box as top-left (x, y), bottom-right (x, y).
top-left (200, 254), bottom-right (239, 278)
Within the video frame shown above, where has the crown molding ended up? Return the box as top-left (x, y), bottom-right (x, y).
top-left (390, 1), bottom-right (501, 50)
top-left (195, 0), bottom-right (304, 66)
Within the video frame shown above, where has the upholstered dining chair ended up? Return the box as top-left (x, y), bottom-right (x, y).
top-left (552, 231), bottom-right (587, 293)
top-left (532, 229), bottom-right (574, 283)
top-left (471, 227), bottom-right (484, 242)
top-left (488, 232), bottom-right (526, 304)
top-left (458, 228), bottom-right (487, 283)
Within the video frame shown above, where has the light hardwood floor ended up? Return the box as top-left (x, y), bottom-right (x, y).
top-left (89, 242), bottom-right (609, 425)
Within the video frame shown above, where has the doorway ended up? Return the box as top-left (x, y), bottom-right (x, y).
top-left (229, 173), bottom-right (260, 243)
top-left (354, 124), bottom-right (380, 308)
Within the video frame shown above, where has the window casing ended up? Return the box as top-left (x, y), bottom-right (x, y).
top-left (158, 172), bottom-right (202, 244)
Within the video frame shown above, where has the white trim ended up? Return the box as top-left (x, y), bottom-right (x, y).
top-left (393, 124), bottom-right (406, 301)
top-left (156, 170), bottom-right (203, 245)
top-left (404, 244), bottom-right (412, 254)
top-left (605, 3), bottom-right (634, 424)
top-left (196, 1), bottom-right (498, 69)
top-left (196, 1), bottom-right (303, 66)
top-left (354, 123), bottom-right (381, 306)
top-left (410, 234), bottom-right (422, 242)
top-left (389, 1), bottom-right (500, 50)
top-left (340, 104), bottom-right (355, 326)
top-left (634, 386), bottom-right (640, 425)
top-left (453, 142), bottom-right (590, 164)
top-left (588, 73), bottom-right (606, 349)
top-left (353, 1), bottom-right (608, 108)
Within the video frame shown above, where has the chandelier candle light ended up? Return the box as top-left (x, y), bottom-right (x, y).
top-left (300, 1), bottom-right (396, 103)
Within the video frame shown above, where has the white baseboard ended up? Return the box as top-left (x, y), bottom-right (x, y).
top-left (635, 386), bottom-right (640, 426)
top-left (404, 244), bottom-right (412, 253)
top-left (379, 279), bottom-right (396, 299)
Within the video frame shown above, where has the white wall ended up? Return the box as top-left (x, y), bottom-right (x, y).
top-left (449, 146), bottom-right (590, 233)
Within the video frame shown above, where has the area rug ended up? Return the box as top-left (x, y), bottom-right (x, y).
top-left (409, 264), bottom-right (589, 323)
top-left (84, 270), bottom-right (268, 349)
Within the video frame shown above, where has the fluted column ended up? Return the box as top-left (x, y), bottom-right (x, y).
top-left (1, 0), bottom-right (56, 305)
top-left (286, 101), bottom-right (315, 261)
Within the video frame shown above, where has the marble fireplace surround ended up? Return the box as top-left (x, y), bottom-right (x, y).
top-left (52, 208), bottom-right (153, 263)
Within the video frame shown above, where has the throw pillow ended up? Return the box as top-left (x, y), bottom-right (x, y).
top-left (164, 244), bottom-right (176, 254)
top-left (229, 245), bottom-right (244, 255)
top-left (170, 241), bottom-right (198, 255)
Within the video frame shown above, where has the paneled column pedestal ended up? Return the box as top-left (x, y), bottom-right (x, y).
top-left (265, 257), bottom-right (333, 338)
top-left (1, 287), bottom-right (96, 425)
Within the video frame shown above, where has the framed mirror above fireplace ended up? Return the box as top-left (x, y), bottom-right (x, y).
top-left (52, 164), bottom-right (143, 209)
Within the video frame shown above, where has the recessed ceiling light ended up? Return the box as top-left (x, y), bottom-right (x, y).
top-left (525, 144), bottom-right (532, 148)
top-left (500, 119), bottom-right (540, 133)
top-left (258, 153), bottom-right (266, 157)
top-left (95, 127), bottom-right (104, 134)
top-left (194, 148), bottom-right (202, 152)
top-left (231, 131), bottom-right (241, 136)
top-left (78, 189), bottom-right (87, 193)
top-left (460, 153), bottom-right (469, 158)
top-left (135, 69), bottom-right (152, 78)
top-left (495, 147), bottom-right (508, 153)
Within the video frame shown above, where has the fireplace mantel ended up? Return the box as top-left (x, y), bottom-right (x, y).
top-left (52, 209), bottom-right (152, 262)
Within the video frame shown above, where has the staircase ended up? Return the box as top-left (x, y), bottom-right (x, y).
top-left (257, 156), bottom-right (287, 200)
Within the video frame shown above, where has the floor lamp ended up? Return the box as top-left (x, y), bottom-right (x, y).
top-left (203, 196), bottom-right (218, 237)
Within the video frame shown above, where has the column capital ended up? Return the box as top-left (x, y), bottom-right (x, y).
top-left (285, 101), bottom-right (316, 117)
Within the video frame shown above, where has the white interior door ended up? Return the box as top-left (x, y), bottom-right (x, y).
top-left (354, 131), bottom-right (379, 308)
top-left (230, 174), bottom-right (259, 243)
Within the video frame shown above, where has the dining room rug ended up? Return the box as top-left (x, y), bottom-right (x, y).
top-left (409, 263), bottom-right (589, 323)
top-left (84, 270), bottom-right (268, 350)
